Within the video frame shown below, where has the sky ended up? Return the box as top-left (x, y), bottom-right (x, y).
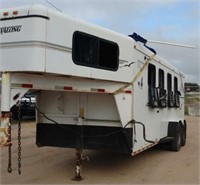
top-left (0, 0), bottom-right (199, 84)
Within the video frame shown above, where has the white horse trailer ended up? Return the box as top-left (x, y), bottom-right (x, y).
top-left (0, 5), bottom-right (186, 179)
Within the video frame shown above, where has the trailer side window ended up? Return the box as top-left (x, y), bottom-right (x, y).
top-left (174, 77), bottom-right (180, 107)
top-left (159, 69), bottom-right (164, 89)
top-left (72, 31), bottom-right (119, 71)
top-left (159, 69), bottom-right (166, 108)
top-left (148, 64), bottom-right (158, 108)
top-left (174, 77), bottom-right (178, 92)
top-left (73, 33), bottom-right (98, 66)
top-left (148, 64), bottom-right (156, 87)
top-left (167, 73), bottom-right (174, 107)
top-left (167, 73), bottom-right (172, 91)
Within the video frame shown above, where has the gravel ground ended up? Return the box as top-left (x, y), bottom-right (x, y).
top-left (0, 116), bottom-right (199, 184)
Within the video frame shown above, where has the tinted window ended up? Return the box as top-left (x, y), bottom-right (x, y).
top-left (73, 33), bottom-right (98, 66)
top-left (159, 69), bottom-right (164, 89)
top-left (148, 64), bottom-right (156, 87)
top-left (174, 77), bottom-right (178, 92)
top-left (72, 31), bottom-right (119, 71)
top-left (167, 73), bottom-right (172, 91)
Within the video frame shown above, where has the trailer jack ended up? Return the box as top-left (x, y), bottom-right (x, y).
top-left (72, 149), bottom-right (89, 181)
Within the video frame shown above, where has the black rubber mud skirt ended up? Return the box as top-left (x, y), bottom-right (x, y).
top-left (36, 123), bottom-right (132, 153)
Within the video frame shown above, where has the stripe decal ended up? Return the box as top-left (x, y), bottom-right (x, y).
top-left (91, 88), bottom-right (105, 93)
top-left (131, 142), bottom-right (158, 156)
top-left (11, 83), bottom-right (131, 94)
top-left (12, 83), bottom-right (33, 88)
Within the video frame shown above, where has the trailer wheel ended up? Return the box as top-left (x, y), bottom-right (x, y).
top-left (181, 121), bottom-right (187, 147)
top-left (171, 123), bottom-right (182, 152)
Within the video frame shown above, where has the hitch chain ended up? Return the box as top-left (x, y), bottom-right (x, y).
top-left (6, 103), bottom-right (22, 174)
top-left (7, 124), bottom-right (12, 173)
top-left (17, 104), bottom-right (22, 175)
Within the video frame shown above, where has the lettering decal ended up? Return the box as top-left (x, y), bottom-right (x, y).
top-left (0, 25), bottom-right (22, 35)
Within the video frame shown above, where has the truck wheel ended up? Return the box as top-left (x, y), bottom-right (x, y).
top-left (181, 121), bottom-right (187, 146)
top-left (171, 123), bottom-right (182, 151)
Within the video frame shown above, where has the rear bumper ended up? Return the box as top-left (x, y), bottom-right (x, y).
top-left (36, 123), bottom-right (132, 154)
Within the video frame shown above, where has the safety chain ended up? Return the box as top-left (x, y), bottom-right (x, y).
top-left (7, 124), bottom-right (12, 173)
top-left (17, 104), bottom-right (22, 175)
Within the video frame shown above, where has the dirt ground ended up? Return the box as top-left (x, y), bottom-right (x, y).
top-left (0, 116), bottom-right (199, 184)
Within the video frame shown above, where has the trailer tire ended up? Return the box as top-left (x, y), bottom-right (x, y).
top-left (171, 123), bottom-right (182, 152)
top-left (181, 120), bottom-right (187, 147)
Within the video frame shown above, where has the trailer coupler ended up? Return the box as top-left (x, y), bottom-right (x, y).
top-left (72, 149), bottom-right (89, 181)
top-left (0, 112), bottom-right (12, 147)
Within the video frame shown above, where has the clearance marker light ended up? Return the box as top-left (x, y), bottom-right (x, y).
top-left (125, 90), bottom-right (132, 94)
top-left (98, 89), bottom-right (105, 93)
top-left (91, 88), bottom-right (106, 93)
top-left (64, 86), bottom-right (73, 91)
top-left (3, 12), bottom-right (9, 16)
top-left (13, 11), bottom-right (18, 15)
top-left (22, 84), bottom-right (33, 89)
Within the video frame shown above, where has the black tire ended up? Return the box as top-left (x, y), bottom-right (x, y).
top-left (171, 123), bottom-right (182, 151)
top-left (181, 121), bottom-right (187, 146)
